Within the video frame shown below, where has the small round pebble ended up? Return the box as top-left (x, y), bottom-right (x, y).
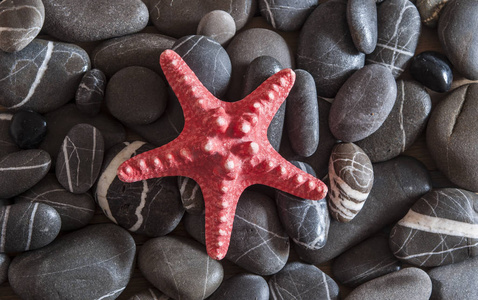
top-left (75, 69), bottom-right (107, 116)
top-left (9, 110), bottom-right (47, 149)
top-left (197, 10), bottom-right (236, 46)
top-left (410, 51), bottom-right (453, 92)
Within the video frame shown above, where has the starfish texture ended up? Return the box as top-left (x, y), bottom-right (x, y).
top-left (117, 50), bottom-right (328, 260)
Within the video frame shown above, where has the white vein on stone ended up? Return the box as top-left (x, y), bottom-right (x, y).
top-left (0, 160), bottom-right (50, 171)
top-left (0, 113), bottom-right (13, 121)
top-left (25, 203), bottom-right (39, 251)
top-left (129, 180), bottom-right (149, 232)
top-left (0, 206), bottom-right (11, 252)
top-left (95, 287), bottom-right (126, 300)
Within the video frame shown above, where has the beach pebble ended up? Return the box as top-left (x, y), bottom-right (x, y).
top-left (92, 33), bottom-right (176, 78)
top-left (356, 80), bottom-right (431, 162)
top-left (138, 235), bottom-right (223, 300)
top-left (269, 262), bottom-right (340, 300)
top-left (128, 288), bottom-right (169, 300)
top-left (410, 51), bottom-right (453, 92)
top-left (347, 0), bottom-right (378, 54)
top-left (172, 35), bottom-right (231, 98)
top-left (0, 113), bottom-right (19, 158)
top-left (333, 234), bottom-right (401, 287)
top-left (345, 268), bottom-right (432, 300)
top-left (259, 0), bottom-right (318, 32)
top-left (209, 273), bottom-right (269, 300)
top-left (296, 156), bottom-right (432, 264)
top-left (390, 188), bottom-right (478, 267)
top-left (184, 190), bottom-right (289, 275)
top-left (96, 141), bottom-right (184, 237)
top-left (106, 66), bottom-right (168, 125)
top-left (276, 161), bottom-right (330, 250)
top-left (42, 0), bottom-right (148, 42)
top-left (0, 202), bottom-right (61, 253)
top-left (75, 69), bottom-right (107, 116)
top-left (9, 110), bottom-right (47, 149)
top-left (427, 83), bottom-right (478, 192)
top-left (328, 143), bottom-right (374, 223)
top-left (0, 254), bottom-right (9, 284)
top-left (15, 174), bottom-right (95, 231)
top-left (0, 0), bottom-right (44, 52)
top-left (438, 0), bottom-right (478, 80)
top-left (0, 39), bottom-right (90, 113)
top-left (416, 0), bottom-right (449, 28)
top-left (8, 224), bottom-right (136, 300)
top-left (56, 124), bottom-right (104, 194)
top-left (0, 149), bottom-right (51, 198)
top-left (329, 64), bottom-right (397, 142)
top-left (197, 10), bottom-right (236, 46)
top-left (297, 0), bottom-right (365, 98)
top-left (226, 28), bottom-right (293, 101)
top-left (366, 0), bottom-right (421, 78)
top-left (178, 176), bottom-right (204, 215)
top-left (286, 69), bottom-right (319, 157)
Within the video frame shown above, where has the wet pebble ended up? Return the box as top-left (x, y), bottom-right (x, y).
top-left (209, 273), bottom-right (269, 300)
top-left (410, 51), bottom-right (453, 92)
top-left (9, 110), bottom-right (47, 149)
top-left (197, 10), bottom-right (236, 46)
top-left (259, 0), bottom-right (318, 32)
top-left (75, 69), bottom-right (107, 116)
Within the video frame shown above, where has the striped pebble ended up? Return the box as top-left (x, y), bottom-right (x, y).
top-left (390, 188), bottom-right (478, 267)
top-left (178, 176), bottom-right (204, 215)
top-left (327, 143), bottom-right (373, 222)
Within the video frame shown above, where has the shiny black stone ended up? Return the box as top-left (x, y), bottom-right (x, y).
top-left (9, 110), bottom-right (47, 149)
top-left (410, 51), bottom-right (453, 93)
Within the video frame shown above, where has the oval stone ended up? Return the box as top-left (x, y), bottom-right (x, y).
top-left (259, 0), bottom-right (318, 32)
top-left (0, 113), bottom-right (19, 158)
top-left (9, 110), bottom-right (47, 149)
top-left (0, 0), bottom-right (44, 52)
top-left (366, 0), bottom-right (421, 78)
top-left (0, 202), bottom-right (61, 253)
top-left (138, 235), bottom-right (223, 300)
top-left (197, 10), bottom-right (236, 46)
top-left (329, 64), bottom-right (397, 142)
top-left (209, 273), bottom-right (269, 300)
top-left (410, 51), bottom-right (453, 92)
top-left (297, 0), bottom-right (365, 98)
top-left (390, 188), bottom-right (478, 267)
top-left (96, 141), bottom-right (184, 237)
top-left (15, 174), bottom-right (95, 231)
top-left (426, 83), bottom-right (478, 192)
top-left (76, 69), bottom-right (107, 116)
top-left (178, 176), bottom-right (204, 215)
top-left (0, 39), bottom-right (90, 113)
top-left (438, 0), bottom-right (478, 80)
top-left (356, 80), bottom-right (431, 162)
top-left (56, 124), bottom-right (105, 194)
top-left (0, 254), bottom-right (10, 284)
top-left (0, 149), bottom-right (51, 198)
top-left (347, 0), bottom-right (378, 54)
top-left (8, 224), bottom-right (136, 300)
top-left (42, 0), bottom-right (148, 42)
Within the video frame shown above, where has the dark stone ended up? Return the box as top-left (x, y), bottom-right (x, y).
top-left (197, 10), bottom-right (236, 46)
top-left (0, 254), bottom-right (9, 284)
top-left (75, 69), bottom-right (107, 116)
top-left (259, 0), bottom-right (318, 32)
top-left (138, 235), bottom-right (223, 300)
top-left (410, 51), bottom-right (453, 92)
top-left (128, 288), bottom-right (170, 300)
top-left (269, 262), bottom-right (340, 300)
top-left (356, 80), bottom-right (431, 162)
top-left (286, 69), bottom-right (319, 157)
top-left (0, 113), bottom-right (20, 158)
top-left (8, 224), bottom-right (136, 300)
top-left (15, 174), bottom-right (95, 231)
top-left (347, 0), bottom-right (378, 54)
top-left (96, 141), bottom-right (184, 237)
top-left (345, 268), bottom-right (432, 300)
top-left (0, 202), bottom-right (60, 253)
top-left (297, 0), bottom-right (365, 98)
top-left (0, 39), bottom-right (90, 113)
top-left (276, 161), bottom-right (330, 250)
top-left (329, 64), bottom-right (397, 142)
top-left (184, 190), bottom-right (289, 275)
top-left (106, 66), bottom-right (168, 125)
top-left (366, 0), bottom-right (421, 78)
top-left (333, 234), bottom-right (401, 287)
top-left (417, 0), bottom-right (449, 28)
top-left (390, 188), bottom-right (478, 267)
top-left (0, 149), bottom-right (51, 198)
top-left (9, 110), bottom-right (47, 149)
top-left (172, 35), bottom-right (231, 98)
top-left (92, 33), bottom-right (176, 78)
top-left (296, 156), bottom-right (432, 264)
top-left (178, 176), bottom-right (204, 215)
top-left (42, 0), bottom-right (148, 42)
top-left (209, 273), bottom-right (269, 300)
top-left (0, 0), bottom-right (44, 52)
top-left (426, 83), bottom-right (478, 192)
top-left (438, 0), bottom-right (478, 80)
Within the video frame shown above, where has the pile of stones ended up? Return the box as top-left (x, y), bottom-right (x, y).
top-left (0, 0), bottom-right (477, 299)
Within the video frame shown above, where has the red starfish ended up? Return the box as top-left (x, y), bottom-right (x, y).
top-left (117, 50), bottom-right (328, 260)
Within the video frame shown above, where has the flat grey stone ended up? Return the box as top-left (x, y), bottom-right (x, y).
top-left (0, 39), bottom-right (90, 113)
top-left (0, 113), bottom-right (19, 158)
top-left (42, 0), bottom-right (148, 42)
top-left (8, 224), bottom-right (136, 300)
top-left (197, 10), bottom-right (236, 46)
top-left (417, 0), bottom-right (449, 28)
top-left (209, 273), bottom-right (269, 300)
top-left (297, 0), bottom-right (365, 98)
top-left (259, 0), bottom-right (318, 32)
top-left (138, 235), bottom-right (223, 300)
top-left (0, 254), bottom-right (9, 285)
top-left (0, 0), bottom-right (44, 52)
top-left (347, 0), bottom-right (378, 54)
top-left (75, 69), bottom-right (106, 116)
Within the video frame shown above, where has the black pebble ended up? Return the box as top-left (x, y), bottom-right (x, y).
top-left (9, 110), bottom-right (47, 149)
top-left (410, 51), bottom-right (453, 93)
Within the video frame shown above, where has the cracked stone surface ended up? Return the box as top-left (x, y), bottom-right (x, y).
top-left (259, 0), bottom-right (318, 32)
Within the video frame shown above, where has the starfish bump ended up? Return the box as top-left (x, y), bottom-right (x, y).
top-left (117, 49), bottom-right (328, 260)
